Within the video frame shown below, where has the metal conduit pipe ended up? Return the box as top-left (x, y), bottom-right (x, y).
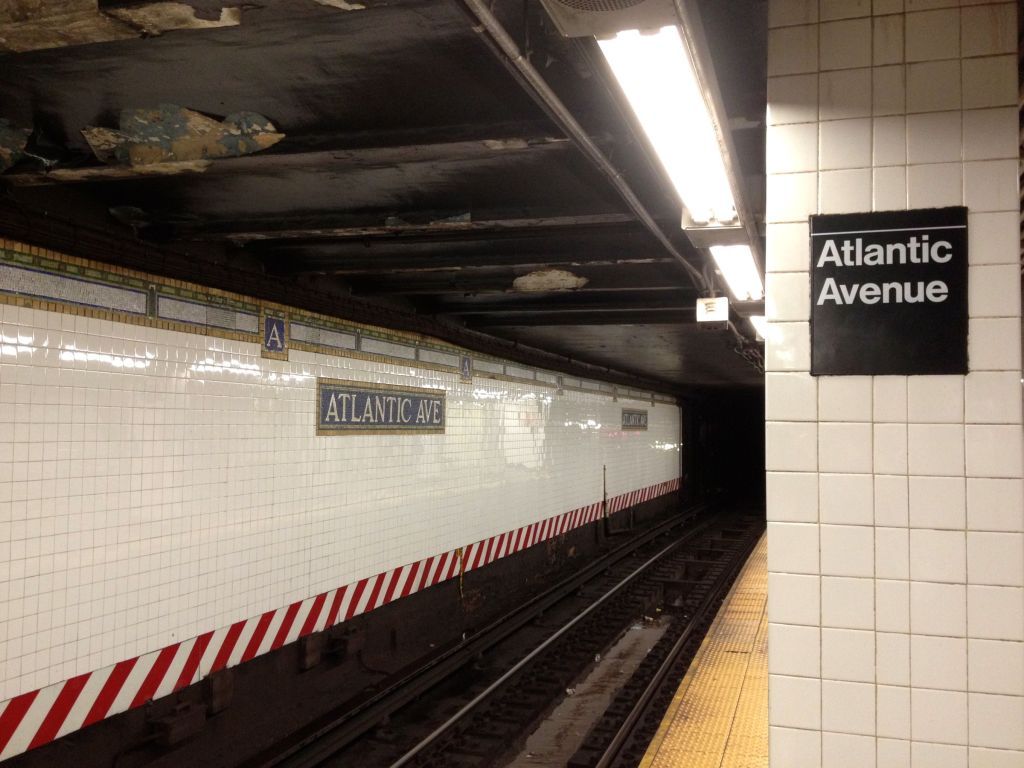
top-left (457, 0), bottom-right (711, 295)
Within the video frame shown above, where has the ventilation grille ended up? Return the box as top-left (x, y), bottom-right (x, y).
top-left (548, 0), bottom-right (648, 12)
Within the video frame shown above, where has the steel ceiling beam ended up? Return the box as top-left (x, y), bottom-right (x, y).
top-left (171, 212), bottom-right (640, 244)
top-left (457, 0), bottom-right (709, 295)
top-left (460, 309), bottom-right (697, 327)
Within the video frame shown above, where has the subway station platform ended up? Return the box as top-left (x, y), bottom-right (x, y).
top-left (640, 535), bottom-right (767, 768)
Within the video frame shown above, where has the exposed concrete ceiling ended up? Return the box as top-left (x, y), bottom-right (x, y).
top-left (0, 0), bottom-right (767, 392)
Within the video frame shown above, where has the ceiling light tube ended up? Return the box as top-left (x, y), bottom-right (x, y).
top-left (749, 315), bottom-right (768, 341)
top-left (709, 244), bottom-right (764, 301)
top-left (598, 25), bottom-right (737, 229)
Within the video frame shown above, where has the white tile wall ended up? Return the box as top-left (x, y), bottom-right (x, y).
top-left (0, 300), bottom-right (681, 703)
top-left (766, 1), bottom-right (1024, 763)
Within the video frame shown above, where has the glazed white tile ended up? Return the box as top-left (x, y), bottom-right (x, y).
top-left (968, 212), bottom-right (1020, 266)
top-left (766, 221), bottom-right (812, 273)
top-left (821, 524), bottom-right (875, 577)
top-left (910, 741), bottom-right (967, 767)
top-left (910, 634), bottom-right (967, 690)
top-left (967, 693), bottom-right (1024, 750)
top-left (819, 18), bottom-right (872, 70)
top-left (873, 166), bottom-right (908, 211)
top-left (766, 372), bottom-right (818, 422)
top-left (822, 576), bottom-right (875, 629)
top-left (821, 67), bottom-right (873, 120)
top-left (906, 60), bottom-right (961, 113)
top-left (909, 529), bottom-right (966, 584)
top-left (821, 0), bottom-right (870, 21)
top-left (0, 304), bottom-right (682, 701)
top-left (823, 732), bottom-right (877, 767)
top-left (962, 108), bottom-right (1018, 162)
top-left (770, 726), bottom-right (822, 767)
top-left (967, 532), bottom-right (1024, 586)
top-left (906, 163), bottom-right (963, 208)
top-left (768, 522), bottom-right (821, 574)
top-left (966, 478), bottom-right (1024, 532)
top-left (876, 527), bottom-right (910, 580)
top-left (905, 8), bottom-right (960, 61)
top-left (872, 65), bottom-right (906, 116)
top-left (967, 639), bottom-right (1024, 695)
top-left (873, 14), bottom-right (904, 65)
top-left (770, 674), bottom-right (823, 729)
top-left (820, 473), bottom-right (873, 524)
top-left (873, 377), bottom-right (908, 423)
top-left (961, 55), bottom-right (1017, 110)
top-left (821, 679), bottom-right (876, 734)
top-left (876, 630), bottom-right (911, 682)
top-left (906, 111), bottom-right (962, 164)
top-left (819, 376), bottom-right (872, 422)
top-left (910, 581), bottom-right (966, 636)
top-left (968, 318), bottom-right (1022, 371)
top-left (821, 626), bottom-right (875, 681)
top-left (768, 74), bottom-right (820, 126)
top-left (964, 161), bottom-right (1020, 213)
top-left (820, 118), bottom-right (872, 169)
top-left (768, 572), bottom-right (822, 625)
top-left (878, 685), bottom-right (911, 740)
top-left (769, 25), bottom-right (821, 75)
top-left (967, 585), bottom-right (1024, 640)
top-left (769, 622), bottom-right (822, 677)
top-left (769, 0), bottom-right (818, 28)
top-left (767, 471), bottom-right (820, 522)
top-left (911, 688), bottom-right (969, 744)
top-left (877, 738), bottom-right (911, 768)
top-left (909, 475), bottom-right (966, 529)
top-left (960, 4), bottom-right (1016, 58)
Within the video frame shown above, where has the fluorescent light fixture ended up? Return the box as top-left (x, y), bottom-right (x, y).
top-left (749, 315), bottom-right (768, 340)
top-left (709, 244), bottom-right (763, 301)
top-left (598, 26), bottom-right (737, 228)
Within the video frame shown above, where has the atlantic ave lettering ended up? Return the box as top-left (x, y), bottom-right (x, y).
top-left (816, 235), bottom-right (951, 306)
top-left (316, 379), bottom-right (446, 434)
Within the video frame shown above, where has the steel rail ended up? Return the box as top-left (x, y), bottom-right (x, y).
top-left (257, 505), bottom-right (706, 768)
top-left (388, 517), bottom-right (715, 768)
top-left (592, 526), bottom-right (762, 768)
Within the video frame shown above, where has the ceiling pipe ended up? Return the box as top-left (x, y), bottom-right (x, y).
top-left (457, 0), bottom-right (710, 295)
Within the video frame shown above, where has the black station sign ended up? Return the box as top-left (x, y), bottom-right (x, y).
top-left (810, 207), bottom-right (968, 376)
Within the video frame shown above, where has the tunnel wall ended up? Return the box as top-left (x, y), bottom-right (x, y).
top-left (765, 2), bottom-right (1022, 765)
top-left (0, 239), bottom-right (682, 760)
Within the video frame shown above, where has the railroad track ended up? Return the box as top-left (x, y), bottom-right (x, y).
top-left (247, 506), bottom-right (762, 768)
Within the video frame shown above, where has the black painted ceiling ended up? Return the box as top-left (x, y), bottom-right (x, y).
top-left (0, 0), bottom-right (767, 391)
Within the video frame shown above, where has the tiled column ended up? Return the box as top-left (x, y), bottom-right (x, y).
top-left (764, 2), bottom-right (1023, 766)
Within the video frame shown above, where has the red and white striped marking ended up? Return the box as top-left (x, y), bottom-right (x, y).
top-left (0, 478), bottom-right (680, 761)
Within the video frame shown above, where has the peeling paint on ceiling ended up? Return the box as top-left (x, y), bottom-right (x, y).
top-left (313, 0), bottom-right (365, 10)
top-left (0, 0), bottom-right (242, 53)
top-left (0, 119), bottom-right (30, 172)
top-left (513, 269), bottom-right (589, 293)
top-left (82, 105), bottom-right (284, 166)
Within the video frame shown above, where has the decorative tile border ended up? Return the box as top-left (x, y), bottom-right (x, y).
top-left (0, 241), bottom-right (675, 406)
top-left (0, 478), bottom-right (681, 761)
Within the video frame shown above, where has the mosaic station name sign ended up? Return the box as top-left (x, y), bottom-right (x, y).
top-left (810, 207), bottom-right (968, 376)
top-left (317, 379), bottom-right (446, 435)
top-left (621, 409), bottom-right (648, 430)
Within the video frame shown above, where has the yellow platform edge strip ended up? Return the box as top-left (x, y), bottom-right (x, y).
top-left (639, 533), bottom-right (768, 768)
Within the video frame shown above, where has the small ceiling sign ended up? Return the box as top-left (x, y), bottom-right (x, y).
top-left (810, 207), bottom-right (967, 376)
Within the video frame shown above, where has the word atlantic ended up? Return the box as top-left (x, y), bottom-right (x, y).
top-left (816, 235), bottom-right (952, 306)
top-left (317, 379), bottom-right (445, 434)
